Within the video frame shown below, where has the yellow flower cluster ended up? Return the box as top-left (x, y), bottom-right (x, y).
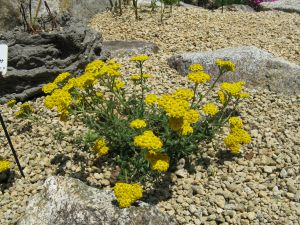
top-left (130, 74), bottom-right (152, 82)
top-left (202, 103), bottom-right (219, 116)
top-left (188, 71), bottom-right (211, 84)
top-left (100, 63), bottom-right (121, 77)
top-left (220, 81), bottom-right (249, 98)
top-left (6, 99), bottom-right (16, 108)
top-left (146, 152), bottom-right (170, 172)
top-left (172, 88), bottom-right (194, 101)
top-left (145, 94), bottom-right (158, 105)
top-left (42, 82), bottom-right (58, 94)
top-left (131, 55), bottom-right (149, 62)
top-left (215, 59), bottom-right (235, 72)
top-left (114, 182), bottom-right (143, 208)
top-left (44, 89), bottom-right (71, 115)
top-left (54, 72), bottom-right (70, 84)
top-left (130, 119), bottom-right (147, 129)
top-left (42, 72), bottom-right (70, 94)
top-left (42, 60), bottom-right (122, 120)
top-left (150, 92), bottom-right (200, 135)
top-left (224, 117), bottom-right (251, 154)
top-left (158, 94), bottom-right (190, 118)
top-left (94, 138), bottom-right (109, 156)
top-left (0, 160), bottom-right (10, 173)
top-left (189, 64), bottom-right (203, 72)
top-left (15, 102), bottom-right (34, 118)
top-left (85, 60), bottom-right (105, 76)
top-left (134, 130), bottom-right (163, 154)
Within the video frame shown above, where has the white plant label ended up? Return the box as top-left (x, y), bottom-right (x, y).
top-left (0, 44), bottom-right (8, 75)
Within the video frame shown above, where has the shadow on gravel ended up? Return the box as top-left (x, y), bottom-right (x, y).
top-left (0, 170), bottom-right (16, 191)
top-left (143, 172), bottom-right (173, 205)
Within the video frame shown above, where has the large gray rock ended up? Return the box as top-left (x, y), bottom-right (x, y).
top-left (0, 18), bottom-right (103, 103)
top-left (168, 46), bottom-right (300, 94)
top-left (102, 40), bottom-right (159, 58)
top-left (217, 4), bottom-right (255, 12)
top-left (0, 0), bottom-right (22, 33)
top-left (260, 0), bottom-right (300, 14)
top-left (17, 176), bottom-right (178, 225)
top-left (31, 0), bottom-right (117, 20)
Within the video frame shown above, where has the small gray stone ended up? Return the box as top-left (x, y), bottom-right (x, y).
top-left (263, 166), bottom-right (273, 173)
top-left (175, 169), bottom-right (188, 178)
top-left (280, 168), bottom-right (288, 178)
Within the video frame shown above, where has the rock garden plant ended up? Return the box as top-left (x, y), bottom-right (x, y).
top-left (32, 55), bottom-right (251, 208)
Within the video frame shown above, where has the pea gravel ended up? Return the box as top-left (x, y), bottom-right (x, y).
top-left (0, 6), bottom-right (300, 225)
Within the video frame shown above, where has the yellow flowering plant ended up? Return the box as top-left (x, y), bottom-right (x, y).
top-left (39, 56), bottom-right (251, 208)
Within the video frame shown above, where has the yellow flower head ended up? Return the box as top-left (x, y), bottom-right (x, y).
top-left (220, 81), bottom-right (246, 97)
top-left (42, 82), bottom-right (58, 94)
top-left (53, 72), bottom-right (70, 84)
top-left (134, 130), bottom-right (163, 154)
top-left (188, 71), bottom-right (211, 84)
top-left (62, 78), bottom-right (77, 92)
top-left (94, 138), bottom-right (109, 156)
top-left (0, 160), bottom-right (10, 173)
top-left (183, 109), bottom-right (200, 124)
top-left (202, 103), bottom-right (219, 116)
top-left (96, 92), bottom-right (104, 98)
top-left (74, 73), bottom-right (97, 90)
top-left (130, 119), bottom-right (147, 129)
top-left (131, 55), bottom-right (149, 62)
top-left (114, 183), bottom-right (143, 208)
top-left (217, 91), bottom-right (226, 105)
top-left (12, 101), bottom-right (33, 118)
top-left (6, 100), bottom-right (16, 108)
top-left (215, 59), bottom-right (235, 72)
top-left (100, 65), bottom-right (121, 77)
top-left (224, 122), bottom-right (251, 154)
top-left (44, 89), bottom-right (71, 113)
top-left (15, 110), bottom-right (24, 118)
top-left (169, 118), bottom-right (194, 136)
top-left (113, 79), bottom-right (125, 91)
top-left (239, 92), bottom-right (250, 98)
top-left (189, 64), bottom-right (203, 72)
top-left (142, 74), bottom-right (152, 79)
top-left (172, 88), bottom-right (194, 101)
top-left (130, 75), bottom-right (141, 81)
top-left (85, 60), bottom-right (105, 77)
top-left (229, 117), bottom-right (243, 129)
top-left (145, 94), bottom-right (158, 105)
top-left (146, 152), bottom-right (170, 172)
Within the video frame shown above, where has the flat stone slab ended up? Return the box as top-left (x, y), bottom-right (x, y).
top-left (260, 0), bottom-right (300, 14)
top-left (18, 176), bottom-right (178, 225)
top-left (102, 40), bottom-right (159, 57)
top-left (168, 46), bottom-right (300, 95)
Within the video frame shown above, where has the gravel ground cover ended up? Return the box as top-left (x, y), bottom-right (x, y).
top-left (0, 6), bottom-right (300, 225)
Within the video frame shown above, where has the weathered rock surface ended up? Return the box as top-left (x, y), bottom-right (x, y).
top-left (102, 40), bottom-right (159, 58)
top-left (168, 46), bottom-right (300, 94)
top-left (30, 0), bottom-right (117, 20)
top-left (260, 0), bottom-right (300, 14)
top-left (0, 18), bottom-right (103, 103)
top-left (0, 0), bottom-right (22, 33)
top-left (217, 4), bottom-right (255, 12)
top-left (17, 176), bottom-right (178, 225)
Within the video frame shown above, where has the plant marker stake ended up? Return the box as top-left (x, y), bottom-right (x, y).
top-left (0, 110), bottom-right (25, 178)
top-left (0, 43), bottom-right (25, 177)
